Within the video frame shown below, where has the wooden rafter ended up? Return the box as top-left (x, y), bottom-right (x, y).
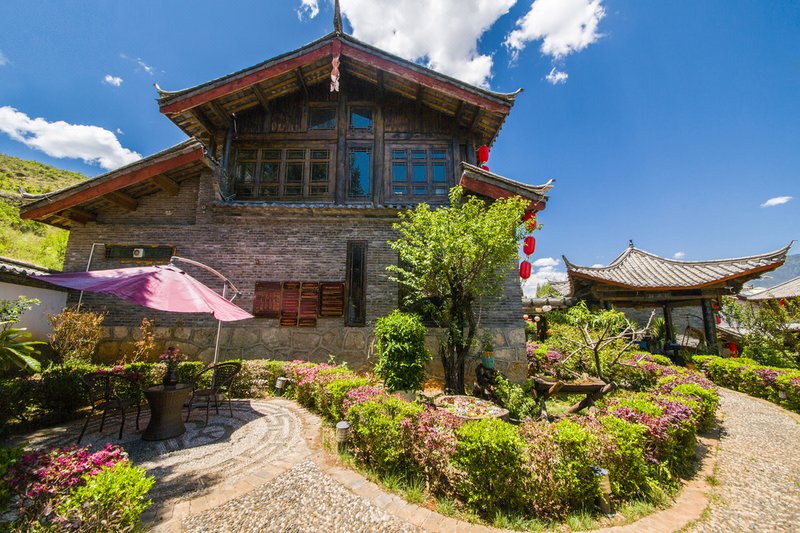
top-left (104, 191), bottom-right (139, 211)
top-left (209, 101), bottom-right (229, 124)
top-left (150, 175), bottom-right (180, 196)
top-left (295, 68), bottom-right (308, 98)
top-left (252, 84), bottom-right (270, 111)
top-left (59, 207), bottom-right (96, 224)
top-left (189, 108), bottom-right (217, 137)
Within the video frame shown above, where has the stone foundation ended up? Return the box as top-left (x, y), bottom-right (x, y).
top-left (95, 323), bottom-right (528, 383)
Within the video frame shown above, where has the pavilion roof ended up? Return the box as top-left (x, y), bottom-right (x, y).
top-left (564, 242), bottom-right (792, 291)
top-left (459, 163), bottom-right (552, 211)
top-left (746, 276), bottom-right (800, 301)
top-left (155, 32), bottom-right (521, 147)
top-left (19, 139), bottom-right (217, 229)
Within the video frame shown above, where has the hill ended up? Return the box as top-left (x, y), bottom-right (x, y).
top-left (752, 254), bottom-right (800, 289)
top-left (0, 154), bottom-right (86, 270)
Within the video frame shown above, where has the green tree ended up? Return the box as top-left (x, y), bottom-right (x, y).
top-left (721, 296), bottom-right (799, 368)
top-left (0, 296), bottom-right (44, 373)
top-left (388, 186), bottom-right (527, 393)
top-left (536, 281), bottom-right (561, 298)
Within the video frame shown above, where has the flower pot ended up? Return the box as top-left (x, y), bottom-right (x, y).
top-left (481, 352), bottom-right (495, 369)
top-left (162, 368), bottom-right (178, 388)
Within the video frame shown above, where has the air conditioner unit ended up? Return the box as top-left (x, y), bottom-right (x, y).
top-left (132, 248), bottom-right (145, 258)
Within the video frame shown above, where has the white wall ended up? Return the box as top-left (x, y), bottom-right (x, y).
top-left (0, 281), bottom-right (67, 340)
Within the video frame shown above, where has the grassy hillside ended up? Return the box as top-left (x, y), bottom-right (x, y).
top-left (0, 154), bottom-right (86, 270)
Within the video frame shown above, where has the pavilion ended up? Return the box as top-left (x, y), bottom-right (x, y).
top-left (560, 242), bottom-right (792, 353)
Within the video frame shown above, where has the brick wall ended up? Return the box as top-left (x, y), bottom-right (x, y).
top-left (66, 170), bottom-right (528, 381)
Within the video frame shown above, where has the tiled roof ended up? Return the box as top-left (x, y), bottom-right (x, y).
top-left (550, 280), bottom-right (572, 297)
top-left (746, 276), bottom-right (800, 300)
top-left (564, 243), bottom-right (792, 290)
top-left (0, 256), bottom-right (58, 276)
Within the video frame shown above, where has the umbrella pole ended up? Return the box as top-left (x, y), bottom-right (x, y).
top-left (212, 283), bottom-right (227, 389)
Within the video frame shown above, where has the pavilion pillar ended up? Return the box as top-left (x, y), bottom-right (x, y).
top-left (701, 299), bottom-right (719, 355)
top-left (662, 304), bottom-right (675, 347)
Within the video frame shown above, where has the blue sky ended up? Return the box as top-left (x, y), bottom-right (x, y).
top-left (0, 1), bottom-right (798, 286)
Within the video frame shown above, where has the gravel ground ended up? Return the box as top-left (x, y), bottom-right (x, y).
top-left (183, 460), bottom-right (421, 533)
top-left (690, 389), bottom-right (800, 533)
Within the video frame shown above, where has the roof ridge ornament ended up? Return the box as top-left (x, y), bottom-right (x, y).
top-left (333, 0), bottom-right (343, 34)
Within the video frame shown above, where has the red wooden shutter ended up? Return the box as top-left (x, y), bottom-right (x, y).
top-left (280, 281), bottom-right (301, 326)
top-left (253, 281), bottom-right (282, 318)
top-left (299, 282), bottom-right (320, 327)
top-left (319, 282), bottom-right (345, 317)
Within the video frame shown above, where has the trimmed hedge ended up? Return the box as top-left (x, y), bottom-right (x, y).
top-left (694, 355), bottom-right (800, 413)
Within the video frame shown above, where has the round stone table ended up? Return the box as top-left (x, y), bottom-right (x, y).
top-left (142, 384), bottom-right (193, 441)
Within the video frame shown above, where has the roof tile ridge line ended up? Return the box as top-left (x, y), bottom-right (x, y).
top-left (461, 162), bottom-right (554, 192)
top-left (567, 245), bottom-right (634, 271)
top-left (0, 255), bottom-right (55, 273)
top-left (19, 138), bottom-right (206, 210)
top-left (157, 33), bottom-right (338, 102)
top-left (631, 242), bottom-right (793, 266)
top-left (750, 274), bottom-right (800, 296)
top-left (339, 33), bottom-right (522, 101)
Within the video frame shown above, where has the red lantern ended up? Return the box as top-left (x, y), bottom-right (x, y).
top-left (780, 299), bottom-right (786, 307)
top-left (728, 342), bottom-right (737, 355)
top-left (715, 315), bottom-right (721, 325)
top-left (523, 211), bottom-right (537, 230)
top-left (481, 165), bottom-right (490, 171)
top-left (712, 302), bottom-right (719, 311)
top-left (519, 260), bottom-right (532, 280)
top-left (477, 145), bottom-right (490, 165)
top-left (523, 236), bottom-right (536, 256)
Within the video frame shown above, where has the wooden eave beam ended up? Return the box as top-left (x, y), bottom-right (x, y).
top-left (189, 108), bottom-right (217, 137)
top-left (209, 101), bottom-right (230, 125)
top-left (21, 147), bottom-right (204, 221)
top-left (151, 175), bottom-right (180, 196)
top-left (252, 84), bottom-right (270, 111)
top-left (59, 207), bottom-right (96, 224)
top-left (295, 68), bottom-right (309, 98)
top-left (104, 191), bottom-right (139, 211)
top-left (453, 100), bottom-right (464, 125)
top-left (469, 107), bottom-right (484, 133)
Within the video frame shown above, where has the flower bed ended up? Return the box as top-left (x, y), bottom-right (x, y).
top-left (694, 355), bottom-right (800, 412)
top-left (0, 444), bottom-right (153, 530)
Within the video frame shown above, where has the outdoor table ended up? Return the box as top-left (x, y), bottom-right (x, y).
top-left (142, 384), bottom-right (192, 441)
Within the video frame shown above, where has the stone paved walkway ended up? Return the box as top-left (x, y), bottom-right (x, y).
top-left (689, 389), bottom-right (800, 533)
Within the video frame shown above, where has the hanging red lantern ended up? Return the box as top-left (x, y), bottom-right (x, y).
top-left (523, 211), bottom-right (537, 230)
top-left (523, 236), bottom-right (536, 256)
top-left (481, 165), bottom-right (490, 171)
top-left (727, 341), bottom-right (737, 355)
top-left (519, 260), bottom-right (532, 279)
top-left (715, 315), bottom-right (721, 325)
top-left (477, 145), bottom-right (490, 165)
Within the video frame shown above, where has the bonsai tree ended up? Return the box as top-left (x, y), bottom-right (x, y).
top-left (388, 186), bottom-right (528, 393)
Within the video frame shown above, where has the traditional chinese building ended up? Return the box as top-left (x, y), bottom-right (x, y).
top-left (20, 8), bottom-right (552, 380)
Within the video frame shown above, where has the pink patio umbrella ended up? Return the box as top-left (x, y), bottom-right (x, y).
top-left (32, 257), bottom-right (253, 363)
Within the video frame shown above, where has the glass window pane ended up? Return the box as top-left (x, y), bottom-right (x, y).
top-left (238, 163), bottom-right (255, 183)
top-left (285, 186), bottom-right (302, 196)
top-left (432, 162), bottom-right (446, 182)
top-left (262, 149), bottom-right (281, 160)
top-left (392, 150), bottom-right (406, 160)
top-left (393, 186), bottom-right (408, 195)
top-left (311, 162), bottom-right (328, 183)
top-left (286, 163), bottom-right (303, 183)
top-left (392, 163), bottom-right (407, 183)
top-left (346, 242), bottom-right (367, 325)
top-left (260, 185), bottom-right (278, 196)
top-left (311, 149), bottom-right (329, 160)
top-left (412, 163), bottom-right (426, 183)
top-left (413, 185), bottom-right (427, 195)
top-left (287, 150), bottom-right (305, 160)
top-left (350, 108), bottom-right (373, 129)
top-left (310, 108), bottom-right (336, 130)
top-left (310, 185), bottom-right (328, 195)
top-left (238, 149), bottom-right (257, 160)
top-left (349, 149), bottom-right (372, 197)
top-left (431, 149), bottom-right (447, 160)
top-left (411, 150), bottom-right (426, 159)
top-left (433, 186), bottom-right (448, 196)
top-left (261, 162), bottom-right (279, 183)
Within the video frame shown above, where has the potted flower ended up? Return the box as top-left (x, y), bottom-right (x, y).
top-left (480, 333), bottom-right (494, 369)
top-left (159, 347), bottom-right (185, 388)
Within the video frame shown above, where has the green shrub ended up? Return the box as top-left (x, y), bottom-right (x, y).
top-left (232, 360), bottom-right (287, 397)
top-left (453, 418), bottom-right (527, 515)
top-left (0, 446), bottom-right (23, 510)
top-left (0, 378), bottom-right (37, 427)
top-left (39, 361), bottom-right (95, 416)
top-left (56, 462), bottom-right (154, 531)
top-left (320, 376), bottom-right (371, 421)
top-left (550, 419), bottom-right (601, 509)
top-left (741, 344), bottom-right (797, 369)
top-left (597, 416), bottom-right (652, 500)
top-left (670, 382), bottom-right (718, 429)
top-left (494, 376), bottom-right (538, 420)
top-left (346, 396), bottom-right (423, 476)
top-left (374, 310), bottom-right (431, 392)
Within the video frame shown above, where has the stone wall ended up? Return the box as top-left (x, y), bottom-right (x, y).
top-left (66, 170), bottom-right (528, 382)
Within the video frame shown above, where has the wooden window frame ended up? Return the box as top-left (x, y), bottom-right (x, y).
top-left (233, 144), bottom-right (335, 201)
top-left (345, 241), bottom-right (368, 326)
top-left (347, 145), bottom-right (373, 200)
top-left (386, 144), bottom-right (451, 201)
top-left (308, 104), bottom-right (337, 131)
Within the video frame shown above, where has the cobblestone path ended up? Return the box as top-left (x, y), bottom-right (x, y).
top-left (689, 389), bottom-right (800, 532)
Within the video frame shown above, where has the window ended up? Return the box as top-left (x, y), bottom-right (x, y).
top-left (233, 147), bottom-right (332, 199)
top-left (350, 107), bottom-right (373, 129)
top-left (309, 107), bottom-right (336, 130)
top-left (348, 147), bottom-right (372, 198)
top-left (346, 241), bottom-right (367, 326)
top-left (390, 147), bottom-right (449, 198)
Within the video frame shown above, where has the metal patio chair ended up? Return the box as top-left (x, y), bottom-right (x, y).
top-left (77, 372), bottom-right (142, 444)
top-left (185, 362), bottom-right (241, 426)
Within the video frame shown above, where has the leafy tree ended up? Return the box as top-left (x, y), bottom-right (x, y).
top-left (388, 186), bottom-right (528, 393)
top-left (721, 296), bottom-right (799, 368)
top-left (536, 281), bottom-right (561, 298)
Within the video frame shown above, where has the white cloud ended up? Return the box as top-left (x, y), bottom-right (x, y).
top-left (298, 0), bottom-right (319, 20)
top-left (673, 251), bottom-right (686, 259)
top-left (116, 128), bottom-right (124, 135)
top-left (545, 67), bottom-right (568, 84)
top-left (103, 74), bottom-right (123, 87)
top-left (120, 54), bottom-right (155, 75)
top-left (331, 0), bottom-right (516, 87)
top-left (521, 257), bottom-right (567, 297)
top-left (505, 0), bottom-right (605, 83)
top-left (533, 257), bottom-right (559, 267)
top-left (0, 106), bottom-right (141, 170)
top-left (0, 50), bottom-right (9, 66)
top-left (760, 196), bottom-right (793, 208)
